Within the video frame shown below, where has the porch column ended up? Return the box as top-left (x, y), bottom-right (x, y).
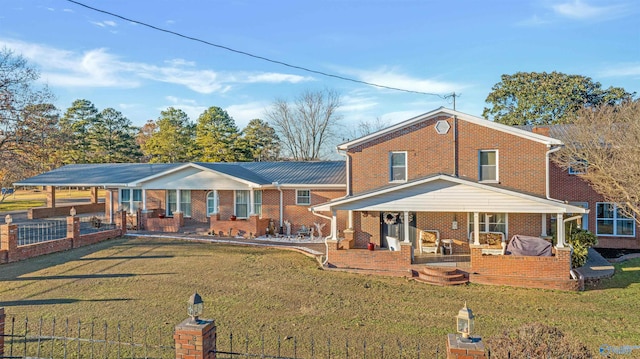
top-left (556, 213), bottom-right (565, 248)
top-left (46, 186), bottom-right (56, 208)
top-left (541, 214), bottom-right (547, 237)
top-left (109, 190), bottom-right (114, 223)
top-left (249, 189), bottom-right (255, 216)
top-left (330, 210), bottom-right (338, 240)
top-left (213, 190), bottom-right (218, 213)
top-left (142, 189), bottom-right (147, 211)
top-left (128, 189), bottom-right (134, 213)
top-left (348, 210), bottom-right (353, 229)
top-left (403, 211), bottom-right (410, 243)
top-left (90, 187), bottom-right (99, 204)
top-left (176, 189), bottom-right (182, 213)
top-left (473, 212), bottom-right (480, 245)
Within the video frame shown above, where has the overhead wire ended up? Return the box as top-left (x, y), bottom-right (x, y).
top-left (64, 0), bottom-right (449, 99)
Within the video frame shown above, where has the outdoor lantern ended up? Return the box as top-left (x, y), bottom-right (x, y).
top-left (187, 292), bottom-right (204, 322)
top-left (456, 302), bottom-right (475, 339)
top-left (5, 214), bottom-right (12, 224)
top-left (70, 207), bottom-right (77, 216)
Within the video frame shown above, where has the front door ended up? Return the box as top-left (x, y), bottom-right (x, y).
top-left (381, 212), bottom-right (416, 248)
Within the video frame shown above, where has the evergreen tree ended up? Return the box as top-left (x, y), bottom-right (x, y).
top-left (90, 108), bottom-right (142, 163)
top-left (241, 119), bottom-right (280, 161)
top-left (59, 99), bottom-right (100, 163)
top-left (195, 106), bottom-right (246, 162)
top-left (141, 107), bottom-right (195, 163)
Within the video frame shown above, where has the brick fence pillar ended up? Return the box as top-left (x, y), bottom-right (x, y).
top-left (174, 212), bottom-right (184, 228)
top-left (446, 334), bottom-right (486, 359)
top-left (174, 318), bottom-right (216, 359)
top-left (67, 216), bottom-right (80, 244)
top-left (114, 211), bottom-right (128, 235)
top-left (0, 307), bottom-right (4, 358)
top-left (1, 224), bottom-right (18, 263)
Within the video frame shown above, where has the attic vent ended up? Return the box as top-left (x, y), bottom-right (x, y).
top-left (435, 120), bottom-right (450, 134)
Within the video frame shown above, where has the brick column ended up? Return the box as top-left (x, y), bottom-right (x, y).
top-left (0, 307), bottom-right (5, 358)
top-left (46, 186), bottom-right (56, 208)
top-left (174, 212), bottom-right (184, 228)
top-left (114, 211), bottom-right (128, 235)
top-left (446, 334), bottom-right (486, 359)
top-left (174, 318), bottom-right (216, 359)
top-left (1, 224), bottom-right (18, 263)
top-left (341, 229), bottom-right (354, 249)
top-left (67, 216), bottom-right (80, 244)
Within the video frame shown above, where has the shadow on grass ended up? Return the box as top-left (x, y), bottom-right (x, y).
top-left (0, 298), bottom-right (133, 306)
top-left (75, 255), bottom-right (174, 260)
top-left (591, 258), bottom-right (640, 290)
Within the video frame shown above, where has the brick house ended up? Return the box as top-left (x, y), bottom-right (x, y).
top-left (15, 161), bottom-right (347, 236)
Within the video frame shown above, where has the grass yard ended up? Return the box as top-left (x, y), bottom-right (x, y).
top-left (0, 236), bottom-right (638, 356)
top-left (0, 188), bottom-right (106, 212)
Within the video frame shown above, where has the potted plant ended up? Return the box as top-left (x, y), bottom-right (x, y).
top-left (158, 212), bottom-right (166, 219)
top-left (230, 215), bottom-right (237, 221)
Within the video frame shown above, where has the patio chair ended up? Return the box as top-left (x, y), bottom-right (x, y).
top-left (469, 231), bottom-right (506, 255)
top-left (419, 230), bottom-right (440, 254)
top-left (386, 236), bottom-right (401, 251)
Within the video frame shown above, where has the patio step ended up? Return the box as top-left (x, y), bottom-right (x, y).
top-left (414, 267), bottom-right (468, 286)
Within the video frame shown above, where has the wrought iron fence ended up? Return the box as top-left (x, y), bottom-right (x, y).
top-left (2, 316), bottom-right (174, 359)
top-left (17, 219), bottom-right (67, 246)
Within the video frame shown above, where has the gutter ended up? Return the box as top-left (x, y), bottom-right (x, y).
top-left (273, 182), bottom-right (283, 228)
top-left (336, 148), bottom-right (351, 196)
top-left (545, 145), bottom-right (563, 201)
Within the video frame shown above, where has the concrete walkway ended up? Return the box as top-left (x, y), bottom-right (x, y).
top-left (574, 248), bottom-right (615, 280)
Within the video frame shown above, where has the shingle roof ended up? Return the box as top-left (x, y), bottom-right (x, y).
top-left (15, 161), bottom-right (346, 187)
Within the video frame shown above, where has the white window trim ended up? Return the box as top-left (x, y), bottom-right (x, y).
top-left (254, 190), bottom-right (263, 215)
top-left (568, 160), bottom-right (587, 175)
top-left (569, 202), bottom-right (589, 230)
top-left (478, 149), bottom-right (499, 183)
top-left (389, 151), bottom-right (408, 183)
top-left (596, 202), bottom-right (636, 237)
top-left (296, 189), bottom-right (311, 205)
top-left (119, 188), bottom-right (142, 214)
top-left (468, 212), bottom-right (508, 237)
top-left (234, 190), bottom-right (250, 218)
top-left (206, 190), bottom-right (219, 216)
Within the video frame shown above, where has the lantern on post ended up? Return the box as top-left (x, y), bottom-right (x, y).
top-left (5, 214), bottom-right (12, 224)
top-left (70, 207), bottom-right (77, 216)
top-left (456, 302), bottom-right (475, 340)
top-left (187, 292), bottom-right (204, 322)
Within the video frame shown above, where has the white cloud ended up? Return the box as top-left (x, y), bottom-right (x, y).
top-left (91, 20), bottom-right (117, 28)
top-left (340, 66), bottom-right (465, 95)
top-left (339, 94), bottom-right (378, 113)
top-left (598, 63), bottom-right (640, 77)
top-left (226, 102), bottom-right (269, 127)
top-left (118, 103), bottom-right (138, 110)
top-left (551, 0), bottom-right (627, 20)
top-left (63, 8), bottom-right (74, 13)
top-left (516, 14), bottom-right (550, 26)
top-left (0, 38), bottom-right (312, 93)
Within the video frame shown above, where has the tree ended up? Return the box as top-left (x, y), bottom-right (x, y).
top-left (194, 106), bottom-right (247, 162)
top-left (141, 107), bottom-right (195, 163)
top-left (59, 99), bottom-right (100, 163)
top-left (343, 117), bottom-right (387, 141)
top-left (15, 103), bottom-right (63, 173)
top-left (90, 108), bottom-right (142, 163)
top-left (483, 71), bottom-right (634, 126)
top-left (265, 89), bottom-right (342, 160)
top-left (136, 119), bottom-right (158, 163)
top-left (554, 101), bottom-right (640, 225)
top-left (241, 119), bottom-right (280, 161)
top-left (0, 48), bottom-right (56, 163)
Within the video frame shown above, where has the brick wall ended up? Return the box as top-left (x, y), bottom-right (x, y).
top-left (190, 190), bottom-right (208, 223)
top-left (550, 162), bottom-right (640, 249)
top-left (28, 203), bottom-right (105, 220)
top-left (210, 215), bottom-right (270, 237)
top-left (469, 246), bottom-right (582, 291)
top-left (326, 239), bottom-right (412, 275)
top-left (348, 115), bottom-right (548, 196)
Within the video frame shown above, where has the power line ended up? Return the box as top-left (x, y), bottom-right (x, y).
top-left (64, 0), bottom-right (449, 99)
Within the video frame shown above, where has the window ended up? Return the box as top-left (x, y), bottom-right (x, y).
top-left (167, 190), bottom-right (191, 217)
top-left (469, 213), bottom-right (507, 236)
top-left (120, 189), bottom-right (142, 213)
top-left (570, 202), bottom-right (589, 230)
top-left (389, 152), bottom-right (407, 182)
top-left (254, 190), bottom-right (262, 215)
top-left (479, 150), bottom-right (498, 182)
top-left (235, 190), bottom-right (249, 218)
top-left (207, 191), bottom-right (218, 215)
top-left (296, 190), bottom-right (311, 205)
top-left (568, 160), bottom-right (587, 175)
top-left (596, 203), bottom-right (635, 237)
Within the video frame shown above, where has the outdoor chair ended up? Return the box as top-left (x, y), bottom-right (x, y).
top-left (469, 231), bottom-right (506, 255)
top-left (419, 229), bottom-right (440, 254)
top-left (386, 236), bottom-right (401, 251)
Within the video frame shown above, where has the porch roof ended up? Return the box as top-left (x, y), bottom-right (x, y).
top-left (311, 174), bottom-right (588, 214)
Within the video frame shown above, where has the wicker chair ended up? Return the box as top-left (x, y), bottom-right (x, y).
top-left (469, 231), bottom-right (506, 255)
top-left (419, 230), bottom-right (441, 254)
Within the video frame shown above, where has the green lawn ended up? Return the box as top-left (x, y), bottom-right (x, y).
top-left (0, 236), bottom-right (638, 357)
top-left (0, 188), bottom-right (105, 212)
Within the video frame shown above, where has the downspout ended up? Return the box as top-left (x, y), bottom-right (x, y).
top-left (546, 145), bottom-right (563, 201)
top-left (109, 188), bottom-right (114, 224)
top-left (311, 209), bottom-right (334, 266)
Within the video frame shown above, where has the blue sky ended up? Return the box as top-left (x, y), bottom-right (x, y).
top-left (1, 0), bottom-right (638, 132)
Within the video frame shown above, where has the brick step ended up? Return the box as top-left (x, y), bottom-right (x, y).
top-left (413, 267), bottom-right (469, 286)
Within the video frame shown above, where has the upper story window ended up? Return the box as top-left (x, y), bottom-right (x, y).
top-left (389, 152), bottom-right (407, 182)
top-left (479, 150), bottom-right (498, 182)
top-left (596, 203), bottom-right (635, 237)
top-left (568, 160), bottom-right (587, 175)
top-left (296, 189), bottom-right (311, 205)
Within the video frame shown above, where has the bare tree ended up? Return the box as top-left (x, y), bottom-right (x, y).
top-left (554, 101), bottom-right (640, 224)
top-left (265, 89), bottom-right (342, 160)
top-left (342, 117), bottom-right (387, 142)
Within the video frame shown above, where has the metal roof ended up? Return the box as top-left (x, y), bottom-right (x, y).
top-left (15, 161), bottom-right (346, 187)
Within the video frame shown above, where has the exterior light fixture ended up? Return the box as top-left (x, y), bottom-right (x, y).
top-left (70, 207), bottom-right (77, 216)
top-left (5, 214), bottom-right (12, 224)
top-left (456, 302), bottom-right (475, 340)
top-left (187, 292), bottom-right (204, 322)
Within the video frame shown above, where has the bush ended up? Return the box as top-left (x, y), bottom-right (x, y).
top-left (568, 229), bottom-right (598, 268)
top-left (486, 323), bottom-right (591, 359)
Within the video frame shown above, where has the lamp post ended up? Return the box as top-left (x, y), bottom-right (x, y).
top-left (187, 292), bottom-right (204, 323)
top-left (456, 302), bottom-right (475, 340)
top-left (70, 207), bottom-right (77, 216)
top-left (5, 214), bottom-right (12, 224)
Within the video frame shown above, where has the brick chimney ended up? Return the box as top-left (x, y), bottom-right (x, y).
top-left (532, 126), bottom-right (550, 137)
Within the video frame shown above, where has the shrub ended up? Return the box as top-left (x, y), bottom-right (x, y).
top-left (486, 323), bottom-right (591, 359)
top-left (568, 229), bottom-right (598, 268)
